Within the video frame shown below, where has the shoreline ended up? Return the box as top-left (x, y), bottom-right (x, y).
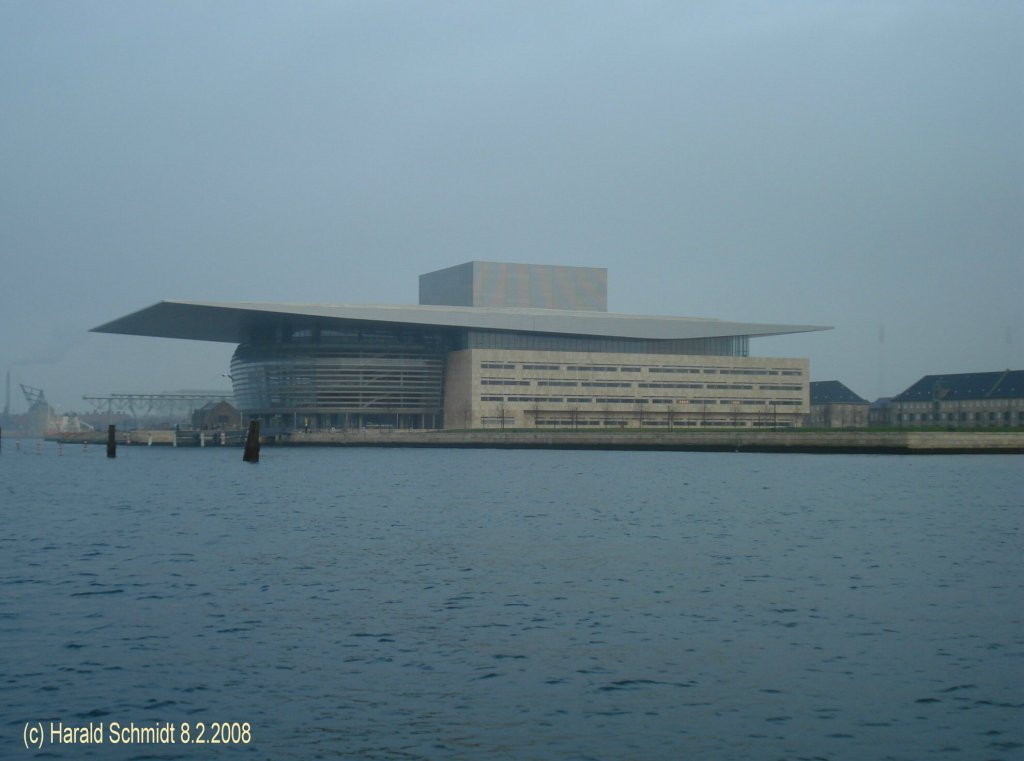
top-left (273, 429), bottom-right (1024, 454)
top-left (35, 429), bottom-right (1022, 455)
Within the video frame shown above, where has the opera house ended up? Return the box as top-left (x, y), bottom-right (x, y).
top-left (93, 262), bottom-right (829, 431)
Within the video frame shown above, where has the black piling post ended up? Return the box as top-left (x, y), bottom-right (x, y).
top-left (107, 425), bottom-right (117, 458)
top-left (243, 420), bottom-right (261, 463)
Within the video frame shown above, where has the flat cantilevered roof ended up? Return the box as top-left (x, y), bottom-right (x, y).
top-left (91, 300), bottom-right (830, 343)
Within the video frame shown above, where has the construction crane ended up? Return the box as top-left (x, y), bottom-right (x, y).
top-left (17, 383), bottom-right (94, 435)
top-left (20, 384), bottom-right (47, 408)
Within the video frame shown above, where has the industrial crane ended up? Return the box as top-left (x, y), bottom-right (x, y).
top-left (20, 384), bottom-right (47, 407)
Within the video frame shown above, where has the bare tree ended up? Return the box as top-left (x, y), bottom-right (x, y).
top-left (528, 400), bottom-right (542, 428)
top-left (634, 400), bottom-right (646, 428)
top-left (496, 401), bottom-right (509, 430)
top-left (665, 402), bottom-right (675, 429)
top-left (568, 404), bottom-right (580, 430)
top-left (675, 400), bottom-right (688, 428)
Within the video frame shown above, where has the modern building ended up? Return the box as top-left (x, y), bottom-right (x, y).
top-left (889, 370), bottom-right (1024, 428)
top-left (92, 262), bottom-right (830, 432)
top-left (808, 380), bottom-right (870, 428)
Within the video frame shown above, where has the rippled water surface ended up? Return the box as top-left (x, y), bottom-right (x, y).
top-left (2, 443), bottom-right (1022, 759)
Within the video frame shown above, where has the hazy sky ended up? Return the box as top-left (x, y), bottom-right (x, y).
top-left (2, 1), bottom-right (1021, 413)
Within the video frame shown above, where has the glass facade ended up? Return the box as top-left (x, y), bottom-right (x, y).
top-left (230, 323), bottom-right (449, 430)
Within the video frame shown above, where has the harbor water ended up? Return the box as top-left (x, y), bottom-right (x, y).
top-left (1, 443), bottom-right (1021, 759)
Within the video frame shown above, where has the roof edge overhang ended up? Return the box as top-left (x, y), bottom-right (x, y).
top-left (91, 300), bottom-right (832, 344)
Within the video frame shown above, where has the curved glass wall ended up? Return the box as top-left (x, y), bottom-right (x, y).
top-left (231, 324), bottom-right (448, 430)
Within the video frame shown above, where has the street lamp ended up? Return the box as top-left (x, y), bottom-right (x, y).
top-left (222, 373), bottom-right (243, 429)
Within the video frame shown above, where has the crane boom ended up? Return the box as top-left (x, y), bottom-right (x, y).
top-left (20, 384), bottom-right (46, 406)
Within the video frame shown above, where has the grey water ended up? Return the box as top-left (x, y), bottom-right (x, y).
top-left (1, 443), bottom-right (1021, 760)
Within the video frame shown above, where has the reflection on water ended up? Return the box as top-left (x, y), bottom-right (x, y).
top-left (2, 444), bottom-right (1022, 759)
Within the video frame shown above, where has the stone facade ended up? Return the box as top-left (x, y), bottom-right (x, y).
top-left (444, 349), bottom-right (809, 429)
top-left (890, 370), bottom-right (1024, 428)
top-left (890, 397), bottom-right (1024, 428)
top-left (808, 403), bottom-right (869, 428)
top-left (808, 380), bottom-right (870, 428)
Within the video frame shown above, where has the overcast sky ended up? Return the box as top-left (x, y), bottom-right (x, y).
top-left (1, 0), bottom-right (1021, 413)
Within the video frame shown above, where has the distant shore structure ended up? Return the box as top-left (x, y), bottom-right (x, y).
top-left (885, 370), bottom-right (1024, 428)
top-left (92, 262), bottom-right (830, 432)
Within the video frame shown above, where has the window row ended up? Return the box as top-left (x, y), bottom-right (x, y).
top-left (481, 378), bottom-right (802, 393)
top-left (526, 418), bottom-right (798, 428)
top-left (479, 396), bottom-right (803, 407)
top-left (897, 411), bottom-right (1023, 422)
top-left (478, 363), bottom-right (804, 376)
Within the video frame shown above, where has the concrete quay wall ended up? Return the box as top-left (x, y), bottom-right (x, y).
top-left (276, 430), bottom-right (1024, 454)
top-left (43, 430), bottom-right (244, 446)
